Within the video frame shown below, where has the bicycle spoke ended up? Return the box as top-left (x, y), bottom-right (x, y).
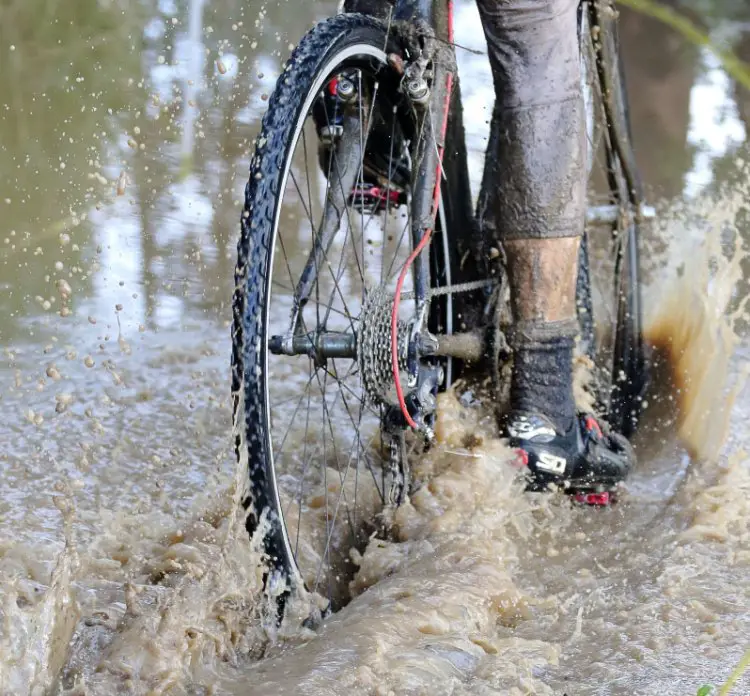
top-left (274, 371), bottom-right (317, 458)
top-left (294, 361), bottom-right (314, 558)
top-left (272, 279), bottom-right (354, 321)
top-left (301, 127), bottom-right (323, 336)
top-left (381, 108), bottom-right (397, 284)
top-left (311, 366), bottom-right (361, 592)
top-left (330, 359), bottom-right (384, 502)
top-left (315, 90), bottom-right (360, 335)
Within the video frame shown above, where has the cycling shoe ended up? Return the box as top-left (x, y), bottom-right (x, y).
top-left (505, 411), bottom-right (635, 504)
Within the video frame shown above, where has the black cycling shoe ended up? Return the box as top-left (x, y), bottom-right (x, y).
top-left (505, 411), bottom-right (635, 504)
top-left (312, 74), bottom-right (410, 209)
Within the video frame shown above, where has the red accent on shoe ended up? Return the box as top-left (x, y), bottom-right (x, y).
top-left (513, 448), bottom-right (529, 468)
top-left (574, 491), bottom-right (611, 506)
top-left (584, 415), bottom-right (602, 438)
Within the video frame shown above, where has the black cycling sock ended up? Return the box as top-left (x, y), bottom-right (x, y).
top-left (511, 334), bottom-right (576, 434)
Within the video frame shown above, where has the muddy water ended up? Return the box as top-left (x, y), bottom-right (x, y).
top-left (1, 0), bottom-right (749, 694)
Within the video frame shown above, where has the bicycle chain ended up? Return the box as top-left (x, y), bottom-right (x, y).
top-left (424, 278), bottom-right (496, 298)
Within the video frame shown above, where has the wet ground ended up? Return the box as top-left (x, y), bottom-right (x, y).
top-left (1, 0), bottom-right (749, 693)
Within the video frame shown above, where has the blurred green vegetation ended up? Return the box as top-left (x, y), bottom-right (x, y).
top-left (1, 0), bottom-right (749, 342)
top-left (0, 0), bottom-right (147, 341)
top-left (0, 0), bottom-right (338, 344)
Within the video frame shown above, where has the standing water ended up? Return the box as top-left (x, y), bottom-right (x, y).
top-left (0, 0), bottom-right (748, 693)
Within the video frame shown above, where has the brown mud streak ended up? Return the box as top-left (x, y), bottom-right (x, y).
top-left (640, 265), bottom-right (741, 463)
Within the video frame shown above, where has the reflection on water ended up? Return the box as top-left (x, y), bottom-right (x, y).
top-left (0, 0), bottom-right (749, 693)
top-left (684, 48), bottom-right (745, 197)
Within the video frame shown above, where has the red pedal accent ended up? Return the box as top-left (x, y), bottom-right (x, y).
top-left (512, 448), bottom-right (529, 468)
top-left (584, 415), bottom-right (602, 438)
top-left (351, 184), bottom-right (402, 207)
top-left (574, 491), bottom-right (611, 506)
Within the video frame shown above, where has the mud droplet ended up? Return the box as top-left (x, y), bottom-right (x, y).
top-left (387, 53), bottom-right (405, 75)
top-left (84, 356), bottom-right (95, 368)
top-left (217, 59), bottom-right (227, 75)
top-left (57, 279), bottom-right (72, 298)
top-left (46, 365), bottom-right (62, 381)
top-left (55, 392), bottom-right (73, 413)
top-left (116, 171), bottom-right (128, 196)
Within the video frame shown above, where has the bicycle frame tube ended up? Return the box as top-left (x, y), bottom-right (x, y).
top-left (387, 0), bottom-right (457, 414)
top-left (391, 0), bottom-right (455, 303)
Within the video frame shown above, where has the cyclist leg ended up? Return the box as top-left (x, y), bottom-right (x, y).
top-left (475, 0), bottom-right (634, 492)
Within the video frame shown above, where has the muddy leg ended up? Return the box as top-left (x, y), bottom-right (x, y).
top-left (476, 0), bottom-right (585, 432)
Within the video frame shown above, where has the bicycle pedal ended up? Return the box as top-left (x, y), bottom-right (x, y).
top-left (348, 183), bottom-right (404, 213)
top-left (512, 448), bottom-right (529, 469)
top-left (571, 490), bottom-right (615, 506)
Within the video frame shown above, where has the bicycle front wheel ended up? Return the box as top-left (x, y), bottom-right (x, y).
top-left (231, 14), bottom-right (455, 610)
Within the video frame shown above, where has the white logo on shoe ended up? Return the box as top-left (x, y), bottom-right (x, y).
top-left (507, 416), bottom-right (556, 441)
top-left (536, 452), bottom-right (567, 475)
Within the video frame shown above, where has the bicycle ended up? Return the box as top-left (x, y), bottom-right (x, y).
top-left (231, 0), bottom-right (652, 614)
